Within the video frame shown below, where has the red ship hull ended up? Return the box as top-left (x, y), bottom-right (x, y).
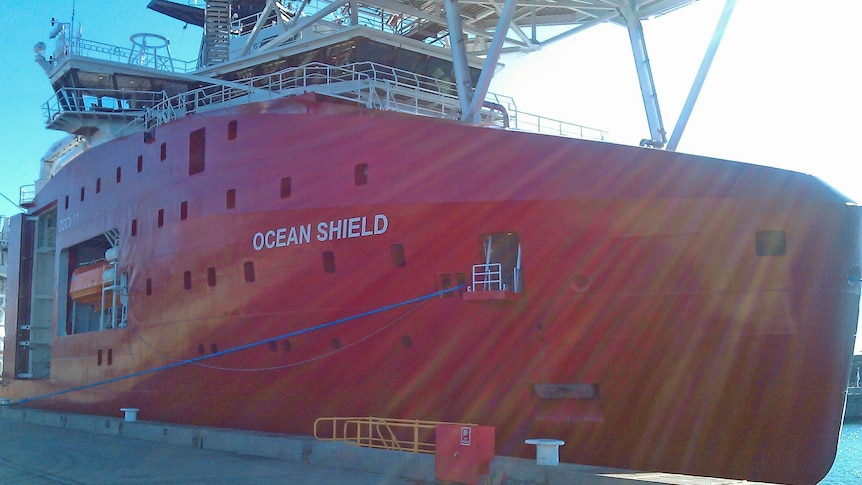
top-left (3, 96), bottom-right (860, 485)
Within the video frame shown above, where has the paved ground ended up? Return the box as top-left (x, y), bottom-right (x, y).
top-left (0, 418), bottom-right (423, 485)
top-left (0, 408), bottom-right (770, 485)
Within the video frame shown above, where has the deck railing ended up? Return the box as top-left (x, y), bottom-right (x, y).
top-left (470, 263), bottom-right (504, 292)
top-left (132, 61), bottom-right (604, 141)
top-left (19, 185), bottom-right (36, 207)
top-left (314, 416), bottom-right (476, 454)
top-left (59, 35), bottom-right (197, 73)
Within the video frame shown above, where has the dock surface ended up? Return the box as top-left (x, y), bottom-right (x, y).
top-left (0, 407), bottom-right (770, 485)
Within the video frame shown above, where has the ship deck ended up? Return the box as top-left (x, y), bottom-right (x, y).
top-left (0, 407), bottom-right (774, 485)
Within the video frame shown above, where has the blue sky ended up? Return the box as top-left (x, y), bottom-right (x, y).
top-left (0, 1), bottom-right (203, 210)
top-left (0, 0), bottom-right (860, 352)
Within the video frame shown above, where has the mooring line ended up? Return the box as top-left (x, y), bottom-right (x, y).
top-left (8, 285), bottom-right (463, 406)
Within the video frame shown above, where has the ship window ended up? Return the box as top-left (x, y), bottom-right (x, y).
top-left (115, 74), bottom-right (152, 91)
top-left (98, 349), bottom-right (103, 366)
top-left (116, 167), bottom-right (122, 183)
top-left (392, 48), bottom-right (423, 72)
top-left (180, 201), bottom-right (188, 220)
top-left (226, 189), bottom-right (236, 209)
top-left (80, 186), bottom-right (85, 201)
top-left (207, 267), bottom-right (216, 287)
top-left (183, 271), bottom-right (192, 290)
top-left (189, 127), bottom-right (206, 175)
top-left (244, 261), bottom-right (255, 282)
top-left (157, 209), bottom-right (165, 227)
top-left (355, 163), bottom-right (368, 185)
top-left (326, 41), bottom-right (356, 65)
top-left (65, 195), bottom-right (69, 209)
top-left (228, 120), bottom-right (238, 140)
top-left (391, 244), bottom-right (406, 267)
top-left (96, 178), bottom-right (101, 193)
top-left (146, 278), bottom-right (152, 295)
top-left (160, 143), bottom-right (167, 161)
top-left (280, 177), bottom-right (292, 198)
top-left (137, 155), bottom-right (143, 173)
top-left (107, 349), bottom-right (113, 366)
top-left (358, 39), bottom-right (394, 65)
top-left (756, 230), bottom-right (786, 256)
top-left (426, 57), bottom-right (455, 86)
top-left (131, 219), bottom-right (138, 236)
top-left (323, 251), bottom-right (336, 273)
top-left (439, 273), bottom-right (453, 296)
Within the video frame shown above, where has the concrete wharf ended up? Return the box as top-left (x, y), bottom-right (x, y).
top-left (0, 407), bottom-right (772, 485)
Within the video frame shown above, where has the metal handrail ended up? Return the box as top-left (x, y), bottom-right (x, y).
top-left (132, 61), bottom-right (604, 141)
top-left (63, 36), bottom-right (196, 73)
top-left (314, 416), bottom-right (476, 454)
top-left (470, 263), bottom-right (504, 292)
top-left (19, 185), bottom-right (36, 207)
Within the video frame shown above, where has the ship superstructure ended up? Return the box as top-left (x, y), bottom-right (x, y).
top-left (0, 215), bottom-right (9, 374)
top-left (2, 2), bottom-right (860, 485)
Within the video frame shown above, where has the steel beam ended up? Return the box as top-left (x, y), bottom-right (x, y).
top-left (466, 0), bottom-right (518, 123)
top-left (666, 0), bottom-right (736, 152)
top-left (444, 0), bottom-right (476, 119)
top-left (618, 0), bottom-right (666, 148)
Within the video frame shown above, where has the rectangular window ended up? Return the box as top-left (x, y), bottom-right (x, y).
top-left (756, 230), bottom-right (786, 256)
top-left (131, 219), bottom-right (138, 236)
top-left (354, 163), bottom-right (368, 185)
top-left (65, 195), bottom-right (69, 209)
top-left (183, 271), bottom-right (192, 290)
top-left (226, 189), bottom-right (236, 209)
top-left (436, 273), bottom-right (466, 296)
top-left (390, 243), bottom-right (406, 267)
top-left (137, 155), bottom-right (143, 173)
top-left (323, 251), bottom-right (336, 273)
top-left (96, 178), bottom-right (101, 193)
top-left (440, 273), bottom-right (453, 296)
top-left (80, 186), bottom-right (85, 201)
top-left (207, 267), bottom-right (217, 287)
top-left (189, 127), bottom-right (206, 175)
top-left (455, 272), bottom-right (467, 289)
top-left (280, 177), bottom-right (292, 199)
top-left (157, 209), bottom-right (165, 228)
top-left (180, 201), bottom-right (188, 220)
top-left (146, 278), bottom-right (152, 295)
top-left (243, 261), bottom-right (255, 282)
top-left (160, 142), bottom-right (167, 161)
top-left (228, 120), bottom-right (238, 140)
top-left (116, 166), bottom-right (122, 183)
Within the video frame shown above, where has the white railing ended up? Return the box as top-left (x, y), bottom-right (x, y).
top-left (19, 185), bottom-right (36, 207)
top-left (470, 263), bottom-right (504, 292)
top-left (61, 36), bottom-right (196, 73)
top-left (130, 61), bottom-right (604, 141)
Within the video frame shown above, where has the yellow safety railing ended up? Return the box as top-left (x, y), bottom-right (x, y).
top-left (314, 416), bottom-right (476, 454)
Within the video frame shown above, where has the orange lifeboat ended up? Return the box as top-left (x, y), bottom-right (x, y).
top-left (69, 261), bottom-right (112, 310)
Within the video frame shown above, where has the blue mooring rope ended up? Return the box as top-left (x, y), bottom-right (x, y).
top-left (7, 284), bottom-right (464, 406)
